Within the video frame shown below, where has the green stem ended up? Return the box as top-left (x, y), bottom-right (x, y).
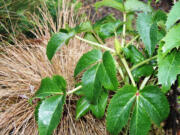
top-left (139, 76), bottom-right (151, 90)
top-left (126, 35), bottom-right (139, 47)
top-left (67, 85), bottom-right (82, 95)
top-left (121, 12), bottom-right (127, 47)
top-left (75, 35), bottom-right (115, 53)
top-left (115, 61), bottom-right (125, 80)
top-left (121, 57), bottom-right (136, 87)
top-left (131, 55), bottom-right (157, 71)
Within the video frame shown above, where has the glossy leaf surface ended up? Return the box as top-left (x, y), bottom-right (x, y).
top-left (158, 50), bottom-right (180, 92)
top-left (35, 75), bottom-right (66, 99)
top-left (102, 51), bottom-right (118, 90)
top-left (162, 24), bottom-right (180, 53)
top-left (106, 85), bottom-right (136, 135)
top-left (82, 63), bottom-right (102, 104)
top-left (76, 97), bottom-right (90, 119)
top-left (129, 97), bottom-right (151, 135)
top-left (95, 0), bottom-right (124, 12)
top-left (38, 95), bottom-right (65, 135)
top-left (139, 86), bottom-right (170, 125)
top-left (166, 1), bottom-right (180, 30)
top-left (123, 45), bottom-right (145, 65)
top-left (125, 0), bottom-right (152, 12)
top-left (137, 13), bottom-right (158, 56)
top-left (74, 49), bottom-right (102, 77)
top-left (90, 90), bottom-right (108, 118)
top-left (46, 32), bottom-right (75, 61)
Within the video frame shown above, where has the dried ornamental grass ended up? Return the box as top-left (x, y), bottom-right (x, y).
top-left (0, 36), bottom-right (109, 135)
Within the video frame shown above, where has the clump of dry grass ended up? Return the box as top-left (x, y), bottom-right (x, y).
top-left (0, 1), bottom-right (108, 135)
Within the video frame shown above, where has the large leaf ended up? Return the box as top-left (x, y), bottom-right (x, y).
top-left (125, 0), bottom-right (152, 12)
top-left (82, 63), bottom-right (103, 104)
top-left (35, 75), bottom-right (66, 98)
top-left (139, 86), bottom-right (170, 126)
top-left (38, 95), bottom-right (65, 135)
top-left (102, 51), bottom-right (119, 90)
top-left (106, 85), bottom-right (170, 135)
top-left (132, 64), bottom-right (154, 82)
top-left (74, 49), bottom-right (102, 77)
top-left (129, 97), bottom-right (151, 135)
top-left (75, 97), bottom-right (91, 119)
top-left (46, 31), bottom-right (75, 61)
top-left (94, 0), bottom-right (124, 12)
top-left (123, 45), bottom-right (145, 65)
top-left (166, 1), bottom-right (180, 30)
top-left (162, 24), bottom-right (180, 53)
top-left (106, 85), bottom-right (136, 135)
top-left (136, 13), bottom-right (158, 56)
top-left (90, 90), bottom-right (108, 118)
top-left (158, 50), bottom-right (180, 92)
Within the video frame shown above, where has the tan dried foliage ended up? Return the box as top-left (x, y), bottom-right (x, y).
top-left (0, 1), bottom-right (108, 135)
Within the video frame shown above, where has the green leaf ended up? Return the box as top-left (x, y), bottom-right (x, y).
top-left (123, 45), bottom-right (145, 65)
top-left (74, 49), bottom-right (102, 77)
top-left (106, 85), bottom-right (136, 135)
top-left (98, 20), bottom-right (123, 40)
top-left (162, 24), bottom-right (180, 53)
top-left (35, 101), bottom-right (42, 122)
top-left (178, 76), bottom-right (180, 88)
top-left (132, 64), bottom-right (154, 82)
top-left (94, 0), bottom-right (124, 12)
top-left (139, 86), bottom-right (170, 126)
top-left (76, 97), bottom-right (91, 119)
top-left (102, 51), bottom-right (119, 90)
top-left (75, 21), bottom-right (93, 33)
top-left (158, 50), bottom-right (180, 92)
top-left (137, 13), bottom-right (158, 56)
top-left (129, 97), bottom-right (151, 135)
top-left (166, 1), bottom-right (180, 30)
top-left (125, 0), bottom-right (152, 12)
top-left (84, 33), bottom-right (99, 46)
top-left (35, 75), bottom-right (66, 99)
top-left (82, 63), bottom-right (103, 104)
top-left (38, 95), bottom-right (65, 135)
top-left (153, 10), bottom-right (167, 23)
top-left (90, 90), bottom-right (108, 118)
top-left (46, 31), bottom-right (75, 61)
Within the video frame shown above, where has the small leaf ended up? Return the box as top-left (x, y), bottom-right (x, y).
top-left (76, 97), bottom-right (91, 119)
top-left (106, 85), bottom-right (136, 135)
top-left (129, 97), bottom-right (151, 135)
top-left (90, 90), bottom-right (108, 118)
top-left (125, 0), bottom-right (152, 12)
top-left (74, 49), bottom-right (102, 77)
top-left (98, 20), bottom-right (123, 40)
top-left (94, 0), bottom-right (124, 12)
top-left (102, 51), bottom-right (119, 90)
top-left (166, 1), bottom-right (180, 30)
top-left (123, 45), bottom-right (145, 65)
top-left (84, 33), bottom-right (99, 46)
top-left (162, 24), bottom-right (180, 53)
top-left (139, 86), bottom-right (170, 126)
top-left (82, 63), bottom-right (103, 104)
top-left (137, 13), bottom-right (158, 56)
top-left (132, 64), bottom-right (154, 82)
top-left (153, 10), bottom-right (167, 23)
top-left (35, 75), bottom-right (66, 99)
top-left (75, 21), bottom-right (93, 33)
top-left (158, 50), bottom-right (180, 92)
top-left (38, 95), bottom-right (65, 135)
top-left (46, 31), bottom-right (75, 61)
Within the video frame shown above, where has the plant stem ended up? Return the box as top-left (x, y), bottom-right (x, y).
top-left (67, 85), bottom-right (82, 95)
top-left (115, 61), bottom-right (125, 80)
top-left (121, 12), bottom-right (127, 47)
top-left (75, 35), bottom-right (115, 53)
top-left (121, 57), bottom-right (136, 87)
top-left (131, 55), bottom-right (157, 71)
top-left (126, 35), bottom-right (139, 47)
top-left (139, 76), bottom-right (151, 90)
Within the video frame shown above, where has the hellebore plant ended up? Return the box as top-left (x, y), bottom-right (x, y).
top-left (33, 0), bottom-right (180, 135)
